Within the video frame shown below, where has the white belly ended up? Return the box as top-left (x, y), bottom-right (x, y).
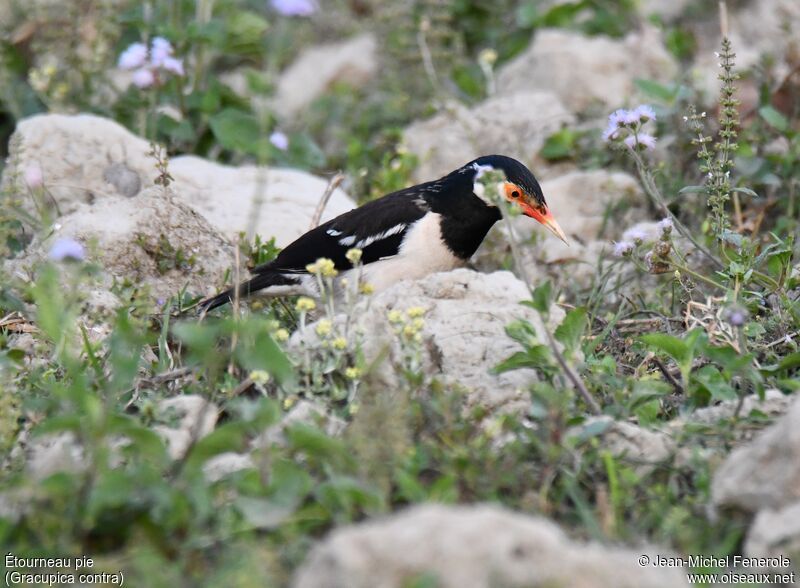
top-left (358, 213), bottom-right (464, 293)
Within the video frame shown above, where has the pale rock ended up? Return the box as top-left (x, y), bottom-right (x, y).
top-left (670, 389), bottom-right (794, 430)
top-left (26, 432), bottom-right (86, 480)
top-left (637, 0), bottom-right (693, 22)
top-left (203, 452), bottom-right (255, 483)
top-left (711, 396), bottom-right (800, 513)
top-left (496, 27), bottom-right (677, 113)
top-left (273, 33), bottom-right (378, 118)
top-left (744, 502), bottom-right (800, 560)
top-left (3, 113), bottom-right (356, 246)
top-left (7, 187), bottom-right (234, 300)
top-left (3, 114), bottom-right (153, 216)
top-left (253, 399), bottom-right (346, 448)
top-left (296, 269), bottom-right (566, 416)
top-left (691, 0), bottom-right (800, 98)
top-left (292, 503), bottom-right (688, 588)
top-left (568, 416), bottom-right (675, 473)
top-left (154, 395), bottom-right (219, 460)
top-left (403, 91), bottom-right (574, 182)
top-left (169, 156), bottom-right (354, 246)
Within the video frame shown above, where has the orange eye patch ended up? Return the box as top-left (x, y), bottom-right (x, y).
top-left (503, 182), bottom-right (523, 201)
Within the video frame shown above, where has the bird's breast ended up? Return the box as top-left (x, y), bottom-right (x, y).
top-left (356, 213), bottom-right (464, 293)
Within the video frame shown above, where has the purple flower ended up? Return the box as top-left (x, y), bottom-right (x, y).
top-left (623, 226), bottom-right (649, 243)
top-left (619, 109), bottom-right (641, 125)
top-left (725, 306), bottom-right (748, 327)
top-left (602, 109), bottom-right (632, 141)
top-left (150, 37), bottom-right (174, 68)
top-left (270, 0), bottom-right (316, 17)
top-left (633, 104), bottom-right (656, 122)
top-left (162, 56), bottom-right (185, 76)
top-left (118, 42), bottom-right (148, 70)
top-left (602, 121), bottom-right (620, 142)
top-left (48, 238), bottom-right (85, 262)
top-left (269, 131), bottom-right (289, 151)
top-left (613, 241), bottom-right (634, 257)
top-left (131, 68), bottom-right (155, 88)
top-left (24, 164), bottom-right (43, 189)
top-left (624, 133), bottom-right (657, 151)
top-left (658, 217), bottom-right (674, 235)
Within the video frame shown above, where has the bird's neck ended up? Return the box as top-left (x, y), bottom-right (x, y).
top-left (426, 174), bottom-right (502, 259)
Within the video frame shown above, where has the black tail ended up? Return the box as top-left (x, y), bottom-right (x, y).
top-left (198, 271), bottom-right (299, 314)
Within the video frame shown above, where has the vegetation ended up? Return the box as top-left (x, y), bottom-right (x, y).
top-left (1, 0), bottom-right (798, 585)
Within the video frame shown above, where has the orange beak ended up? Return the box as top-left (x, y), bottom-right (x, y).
top-left (521, 203), bottom-right (569, 245)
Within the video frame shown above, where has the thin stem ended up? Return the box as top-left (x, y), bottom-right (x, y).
top-left (497, 201), bottom-right (601, 415)
top-left (631, 153), bottom-right (723, 269)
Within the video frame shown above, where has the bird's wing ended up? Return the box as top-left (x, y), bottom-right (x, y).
top-left (256, 185), bottom-right (434, 275)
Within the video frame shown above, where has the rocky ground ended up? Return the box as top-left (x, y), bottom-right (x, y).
top-left (2, 0), bottom-right (800, 585)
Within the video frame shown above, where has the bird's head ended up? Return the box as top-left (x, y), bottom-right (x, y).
top-left (466, 154), bottom-right (567, 244)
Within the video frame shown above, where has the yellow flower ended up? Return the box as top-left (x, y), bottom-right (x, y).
top-left (406, 306), bottom-right (426, 318)
top-left (306, 257), bottom-right (337, 278)
top-left (359, 282), bottom-right (374, 295)
top-left (274, 328), bottom-right (290, 342)
top-left (478, 48), bottom-right (498, 66)
top-left (411, 318), bottom-right (425, 330)
top-left (332, 337), bottom-right (347, 350)
top-left (387, 310), bottom-right (404, 324)
top-left (346, 248), bottom-right (363, 264)
top-left (403, 324), bottom-right (417, 338)
top-left (348, 403), bottom-right (360, 415)
top-left (283, 396), bottom-right (296, 410)
top-left (344, 366), bottom-right (362, 380)
top-left (295, 296), bottom-right (316, 312)
top-left (315, 319), bottom-right (332, 338)
top-left (250, 370), bottom-right (270, 385)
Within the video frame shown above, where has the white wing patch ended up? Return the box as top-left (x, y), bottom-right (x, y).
top-left (337, 223), bottom-right (407, 249)
top-left (326, 229), bottom-right (343, 237)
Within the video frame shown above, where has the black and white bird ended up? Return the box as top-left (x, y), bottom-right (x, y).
top-left (199, 154), bottom-right (566, 312)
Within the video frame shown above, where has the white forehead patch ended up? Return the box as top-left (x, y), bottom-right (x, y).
top-left (470, 162), bottom-right (495, 180)
top-left (470, 163), bottom-right (497, 206)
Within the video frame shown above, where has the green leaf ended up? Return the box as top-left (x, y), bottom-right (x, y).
top-left (540, 128), bottom-right (578, 161)
top-left (235, 327), bottom-right (294, 385)
top-left (571, 418), bottom-right (612, 442)
top-left (634, 78), bottom-right (677, 102)
top-left (235, 497), bottom-right (295, 530)
top-left (286, 424), bottom-right (349, 464)
top-left (678, 185), bottom-right (708, 195)
top-left (526, 280), bottom-right (552, 314)
top-left (504, 319), bottom-right (541, 347)
top-left (640, 333), bottom-right (689, 364)
top-left (759, 106), bottom-right (788, 132)
top-left (225, 10), bottom-right (270, 53)
top-left (554, 307), bottom-right (587, 358)
top-left (515, 2), bottom-right (540, 27)
top-left (185, 421), bottom-right (249, 470)
top-left (492, 348), bottom-right (551, 374)
top-left (720, 230), bottom-right (744, 248)
top-left (732, 186), bottom-right (759, 198)
top-left (268, 458), bottom-right (313, 506)
top-left (536, 1), bottom-right (589, 27)
top-left (692, 365), bottom-right (736, 401)
top-left (209, 108), bottom-right (262, 154)
top-left (316, 476), bottom-right (381, 515)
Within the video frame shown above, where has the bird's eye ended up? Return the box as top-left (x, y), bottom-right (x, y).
top-left (511, 190), bottom-right (520, 198)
